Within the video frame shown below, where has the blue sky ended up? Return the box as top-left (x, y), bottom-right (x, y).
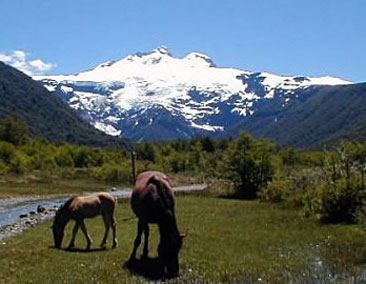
top-left (0, 0), bottom-right (365, 82)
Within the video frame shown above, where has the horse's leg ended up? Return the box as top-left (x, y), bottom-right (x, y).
top-left (67, 221), bottom-right (80, 250)
top-left (80, 220), bottom-right (93, 250)
top-left (142, 223), bottom-right (149, 258)
top-left (100, 214), bottom-right (111, 248)
top-left (111, 214), bottom-right (118, 248)
top-left (129, 219), bottom-right (143, 261)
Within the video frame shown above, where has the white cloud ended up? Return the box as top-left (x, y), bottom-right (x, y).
top-left (29, 59), bottom-right (55, 73)
top-left (0, 50), bottom-right (57, 76)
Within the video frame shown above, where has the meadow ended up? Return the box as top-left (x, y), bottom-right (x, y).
top-left (1, 189), bottom-right (366, 284)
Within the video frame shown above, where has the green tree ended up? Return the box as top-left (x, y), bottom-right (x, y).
top-left (201, 136), bottom-right (216, 153)
top-left (222, 132), bottom-right (275, 199)
top-left (0, 115), bottom-right (29, 145)
top-left (136, 142), bottom-right (156, 163)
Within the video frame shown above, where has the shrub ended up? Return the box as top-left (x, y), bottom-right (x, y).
top-left (312, 176), bottom-right (365, 223)
top-left (259, 179), bottom-right (293, 203)
top-left (73, 147), bottom-right (104, 168)
top-left (94, 162), bottom-right (131, 183)
top-left (9, 152), bottom-right (31, 174)
top-left (0, 115), bottom-right (29, 145)
top-left (54, 148), bottom-right (74, 167)
top-left (221, 132), bottom-right (275, 199)
top-left (0, 142), bottom-right (16, 163)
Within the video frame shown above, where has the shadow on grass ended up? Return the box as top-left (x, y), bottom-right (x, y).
top-left (48, 245), bottom-right (108, 253)
top-left (123, 257), bottom-right (164, 281)
top-left (65, 247), bottom-right (108, 253)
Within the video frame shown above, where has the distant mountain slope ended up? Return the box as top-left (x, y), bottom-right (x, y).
top-left (35, 46), bottom-right (350, 142)
top-left (223, 83), bottom-right (366, 148)
top-left (0, 62), bottom-right (128, 148)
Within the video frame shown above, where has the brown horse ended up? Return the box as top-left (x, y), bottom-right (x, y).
top-left (52, 192), bottom-right (118, 250)
top-left (128, 171), bottom-right (184, 278)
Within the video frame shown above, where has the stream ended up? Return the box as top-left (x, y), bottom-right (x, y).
top-left (0, 184), bottom-right (207, 240)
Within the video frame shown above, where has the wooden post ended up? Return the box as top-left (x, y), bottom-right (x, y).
top-left (131, 151), bottom-right (136, 185)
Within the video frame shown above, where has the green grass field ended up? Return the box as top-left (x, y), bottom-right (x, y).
top-left (1, 191), bottom-right (366, 283)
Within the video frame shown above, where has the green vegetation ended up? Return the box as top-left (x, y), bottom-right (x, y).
top-left (1, 193), bottom-right (366, 283)
top-left (221, 133), bottom-right (275, 199)
top-left (2, 112), bottom-right (366, 226)
top-left (2, 111), bottom-right (366, 282)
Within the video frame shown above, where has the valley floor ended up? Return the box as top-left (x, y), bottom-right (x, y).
top-left (1, 191), bottom-right (366, 283)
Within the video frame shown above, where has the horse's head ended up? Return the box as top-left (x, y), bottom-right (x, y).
top-left (158, 233), bottom-right (185, 277)
top-left (52, 207), bottom-right (67, 249)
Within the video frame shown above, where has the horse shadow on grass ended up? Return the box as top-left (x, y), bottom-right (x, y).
top-left (123, 257), bottom-right (165, 281)
top-left (48, 245), bottom-right (108, 253)
top-left (64, 247), bottom-right (108, 253)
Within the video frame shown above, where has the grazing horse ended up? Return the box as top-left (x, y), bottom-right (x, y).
top-left (129, 171), bottom-right (184, 278)
top-left (52, 192), bottom-right (118, 250)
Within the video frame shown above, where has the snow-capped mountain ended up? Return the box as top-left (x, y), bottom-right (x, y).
top-left (35, 46), bottom-right (351, 141)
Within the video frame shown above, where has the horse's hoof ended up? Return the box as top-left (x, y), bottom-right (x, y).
top-left (127, 255), bottom-right (136, 264)
top-left (67, 244), bottom-right (75, 250)
top-left (123, 259), bottom-right (133, 269)
top-left (166, 271), bottom-right (179, 279)
top-left (112, 242), bottom-right (118, 248)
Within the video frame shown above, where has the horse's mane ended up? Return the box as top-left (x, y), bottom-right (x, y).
top-left (55, 197), bottom-right (75, 221)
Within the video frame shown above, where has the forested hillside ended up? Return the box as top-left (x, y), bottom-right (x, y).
top-left (224, 83), bottom-right (366, 148)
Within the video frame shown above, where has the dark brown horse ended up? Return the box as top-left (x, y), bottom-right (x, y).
top-left (52, 192), bottom-right (118, 250)
top-left (128, 171), bottom-right (184, 278)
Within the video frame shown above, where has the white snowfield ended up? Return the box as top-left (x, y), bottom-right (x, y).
top-left (35, 46), bottom-right (351, 136)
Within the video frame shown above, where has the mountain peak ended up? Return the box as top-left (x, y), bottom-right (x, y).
top-left (153, 45), bottom-right (170, 55)
top-left (184, 51), bottom-right (216, 67)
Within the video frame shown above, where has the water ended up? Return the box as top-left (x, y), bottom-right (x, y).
top-left (0, 196), bottom-right (66, 228)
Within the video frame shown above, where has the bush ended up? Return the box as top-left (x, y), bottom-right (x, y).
top-left (259, 179), bottom-right (293, 203)
top-left (221, 132), bottom-right (275, 199)
top-left (94, 162), bottom-right (131, 183)
top-left (0, 115), bottom-right (29, 145)
top-left (0, 142), bottom-right (16, 163)
top-left (73, 147), bottom-right (104, 168)
top-left (54, 148), bottom-right (74, 167)
top-left (10, 152), bottom-right (31, 174)
top-left (312, 176), bottom-right (365, 223)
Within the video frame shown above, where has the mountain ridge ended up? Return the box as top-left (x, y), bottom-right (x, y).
top-left (34, 46), bottom-right (352, 144)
